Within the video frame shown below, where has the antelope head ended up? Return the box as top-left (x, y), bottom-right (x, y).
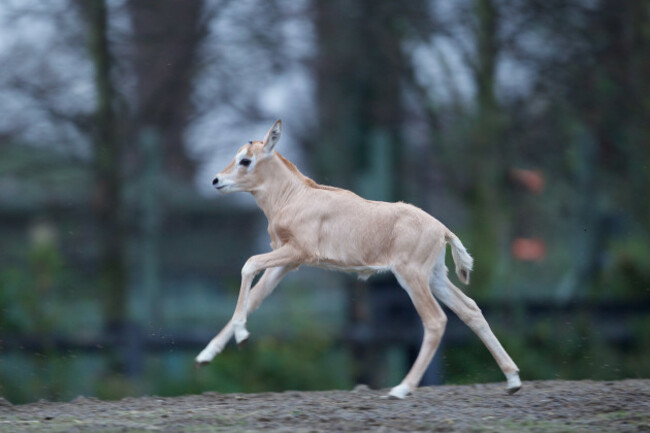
top-left (212, 120), bottom-right (282, 193)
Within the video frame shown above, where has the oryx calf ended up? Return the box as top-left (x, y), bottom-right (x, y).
top-left (196, 120), bottom-right (521, 398)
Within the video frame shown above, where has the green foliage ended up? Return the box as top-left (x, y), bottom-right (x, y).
top-left (0, 236), bottom-right (65, 333)
top-left (145, 333), bottom-right (352, 398)
top-left (0, 331), bottom-right (352, 404)
top-left (443, 311), bottom-right (650, 385)
top-left (0, 267), bottom-right (32, 332)
top-left (0, 352), bottom-right (94, 404)
top-left (596, 237), bottom-right (650, 299)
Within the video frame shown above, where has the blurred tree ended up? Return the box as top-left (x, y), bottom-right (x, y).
top-left (313, 1), bottom-right (418, 193)
top-left (84, 0), bottom-right (128, 373)
top-left (506, 0), bottom-right (650, 298)
top-left (466, 0), bottom-right (505, 290)
top-left (399, 0), bottom-right (510, 292)
top-left (127, 0), bottom-right (207, 182)
top-left (1, 0), bottom-right (649, 403)
top-left (312, 0), bottom-right (430, 387)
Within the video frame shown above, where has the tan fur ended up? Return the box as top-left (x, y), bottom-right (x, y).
top-left (196, 120), bottom-right (521, 398)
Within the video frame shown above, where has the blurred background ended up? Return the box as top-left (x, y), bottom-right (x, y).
top-left (0, 0), bottom-right (649, 404)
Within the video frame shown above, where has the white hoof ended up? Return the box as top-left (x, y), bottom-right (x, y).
top-left (388, 384), bottom-right (411, 399)
top-left (234, 326), bottom-right (250, 346)
top-left (506, 372), bottom-right (521, 394)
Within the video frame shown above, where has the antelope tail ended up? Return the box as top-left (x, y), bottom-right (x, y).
top-left (445, 232), bottom-right (474, 285)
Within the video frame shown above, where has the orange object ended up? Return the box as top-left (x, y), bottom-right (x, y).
top-left (511, 237), bottom-right (547, 261)
top-left (511, 169), bottom-right (545, 193)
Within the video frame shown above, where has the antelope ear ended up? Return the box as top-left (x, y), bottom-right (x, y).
top-left (262, 120), bottom-right (282, 154)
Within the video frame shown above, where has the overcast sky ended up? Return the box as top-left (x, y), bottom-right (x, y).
top-left (0, 0), bottom-right (534, 198)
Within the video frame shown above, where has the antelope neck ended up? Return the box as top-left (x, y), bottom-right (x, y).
top-left (250, 155), bottom-right (305, 221)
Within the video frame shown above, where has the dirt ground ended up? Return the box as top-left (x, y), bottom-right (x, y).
top-left (0, 379), bottom-right (648, 432)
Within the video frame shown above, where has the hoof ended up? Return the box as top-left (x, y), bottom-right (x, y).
top-left (387, 384), bottom-right (411, 399)
top-left (506, 372), bottom-right (522, 394)
top-left (237, 335), bottom-right (249, 350)
top-left (234, 327), bottom-right (250, 346)
top-left (195, 360), bottom-right (210, 369)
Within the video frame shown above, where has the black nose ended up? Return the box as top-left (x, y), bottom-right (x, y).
top-left (212, 177), bottom-right (219, 186)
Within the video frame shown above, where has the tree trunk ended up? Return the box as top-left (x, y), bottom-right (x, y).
top-left (467, 0), bottom-right (503, 292)
top-left (87, 0), bottom-right (127, 373)
top-left (313, 0), bottom-right (425, 388)
top-left (127, 0), bottom-right (206, 182)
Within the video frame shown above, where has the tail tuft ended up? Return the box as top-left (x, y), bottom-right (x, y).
top-left (446, 233), bottom-right (474, 285)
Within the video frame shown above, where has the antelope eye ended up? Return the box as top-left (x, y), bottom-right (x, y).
top-left (239, 158), bottom-right (251, 167)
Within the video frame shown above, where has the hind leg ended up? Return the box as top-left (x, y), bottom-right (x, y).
top-left (389, 267), bottom-right (448, 399)
top-left (431, 254), bottom-right (521, 393)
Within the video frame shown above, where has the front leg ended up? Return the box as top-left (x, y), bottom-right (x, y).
top-left (195, 265), bottom-right (294, 365)
top-left (230, 246), bottom-right (299, 345)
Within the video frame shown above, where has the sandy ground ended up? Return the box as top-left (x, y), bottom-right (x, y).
top-left (0, 379), bottom-right (648, 432)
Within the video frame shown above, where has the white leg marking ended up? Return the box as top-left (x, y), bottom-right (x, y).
top-left (233, 322), bottom-right (250, 345)
top-left (195, 322), bottom-right (234, 364)
top-left (388, 383), bottom-right (412, 399)
top-left (506, 372), bottom-right (522, 394)
top-left (195, 346), bottom-right (217, 364)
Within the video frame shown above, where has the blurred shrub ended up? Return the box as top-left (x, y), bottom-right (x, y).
top-left (443, 310), bottom-right (650, 385)
top-left (142, 331), bottom-right (352, 398)
top-left (597, 237), bottom-right (650, 299)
